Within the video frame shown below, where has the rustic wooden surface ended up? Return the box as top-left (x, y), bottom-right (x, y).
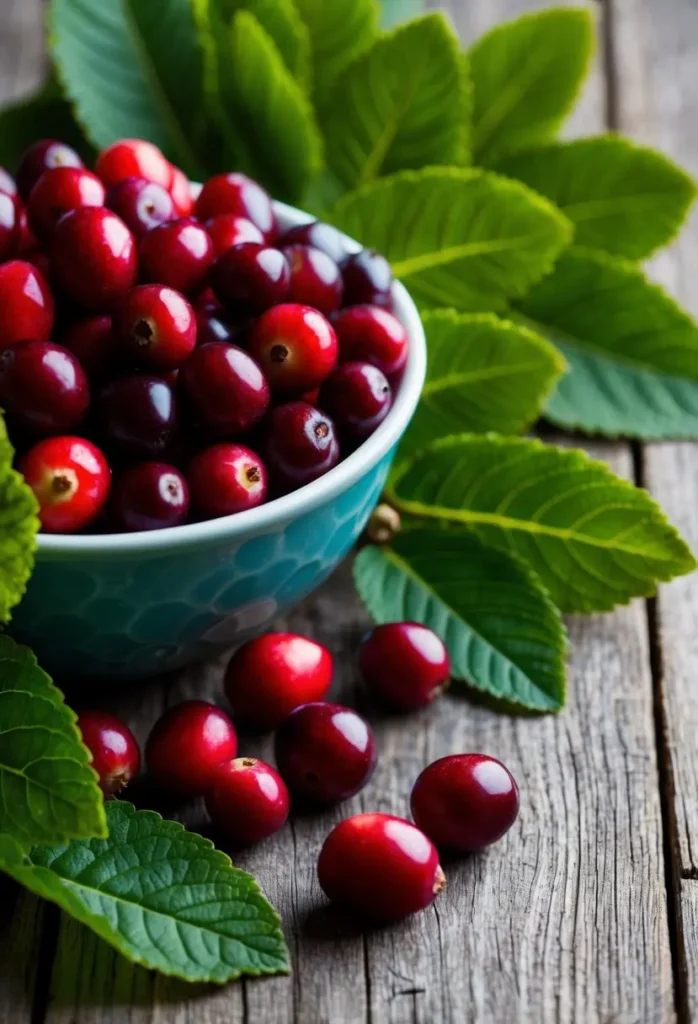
top-left (0, 0), bottom-right (696, 1021)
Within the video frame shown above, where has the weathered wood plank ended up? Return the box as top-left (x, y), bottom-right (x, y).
top-left (678, 882), bottom-right (698, 1022)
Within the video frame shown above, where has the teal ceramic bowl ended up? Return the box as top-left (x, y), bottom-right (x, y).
top-left (10, 200), bottom-right (426, 680)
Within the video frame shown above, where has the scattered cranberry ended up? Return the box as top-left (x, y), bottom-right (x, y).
top-left (16, 139), bottom-right (83, 200)
top-left (334, 306), bottom-right (408, 378)
top-left (282, 244), bottom-right (343, 314)
top-left (179, 342), bottom-right (270, 437)
top-left (194, 302), bottom-right (248, 347)
top-left (359, 623), bottom-right (450, 710)
top-left (194, 172), bottom-right (276, 237)
top-left (140, 217), bottom-right (214, 296)
top-left (205, 757), bottom-right (290, 846)
top-left (0, 260), bottom-right (54, 348)
top-left (187, 443), bottom-right (267, 519)
top-left (95, 138), bottom-right (172, 190)
top-left (211, 243), bottom-right (290, 314)
top-left (264, 401), bottom-right (339, 492)
top-left (106, 176), bottom-right (175, 238)
top-left (249, 304), bottom-right (338, 395)
top-left (317, 813), bottom-right (445, 921)
top-left (0, 191), bottom-right (19, 261)
top-left (319, 362), bottom-right (392, 443)
top-left (60, 315), bottom-right (116, 378)
top-left (169, 166), bottom-right (193, 216)
top-left (27, 167), bottom-right (105, 238)
top-left (411, 754), bottom-right (520, 853)
top-left (99, 375), bottom-right (178, 459)
top-left (77, 710), bottom-right (141, 796)
top-left (342, 249), bottom-right (393, 308)
top-left (116, 284), bottom-right (196, 371)
top-left (0, 340), bottom-right (89, 436)
top-left (19, 436), bottom-right (111, 533)
top-left (50, 207), bottom-right (137, 312)
top-left (146, 700), bottom-right (238, 797)
top-left (205, 214), bottom-right (264, 256)
top-left (0, 168), bottom-right (17, 197)
top-left (280, 221), bottom-right (350, 266)
top-left (224, 633), bottom-right (333, 730)
top-left (110, 461), bottom-right (189, 532)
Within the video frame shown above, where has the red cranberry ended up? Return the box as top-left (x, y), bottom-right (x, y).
top-left (99, 375), bottom-right (178, 459)
top-left (205, 757), bottom-right (290, 847)
top-left (16, 139), bottom-right (83, 200)
top-left (282, 245), bottom-right (343, 314)
top-left (411, 754), bottom-right (520, 853)
top-left (116, 284), bottom-right (196, 371)
top-left (319, 362), bottom-right (392, 443)
top-left (334, 305), bottom-right (408, 378)
top-left (249, 304), bottom-right (338, 395)
top-left (264, 401), bottom-right (339, 493)
top-left (77, 710), bottom-right (140, 796)
top-left (169, 166), bottom-right (193, 216)
top-left (211, 243), bottom-right (290, 314)
top-left (342, 249), bottom-right (393, 308)
top-left (0, 168), bottom-right (17, 197)
top-left (0, 191), bottom-right (20, 261)
top-left (187, 443), bottom-right (267, 519)
top-left (0, 340), bottom-right (89, 436)
top-left (140, 218), bottom-right (214, 296)
top-left (19, 436), bottom-right (111, 533)
top-left (60, 315), bottom-right (116, 379)
top-left (110, 461), bottom-right (189, 532)
top-left (23, 246), bottom-right (52, 281)
top-left (194, 302), bottom-right (248, 347)
top-left (274, 702), bottom-right (376, 804)
top-left (95, 139), bottom-right (173, 190)
top-left (27, 167), bottom-right (105, 238)
top-left (318, 813), bottom-right (445, 921)
top-left (205, 214), bottom-right (264, 256)
top-left (194, 173), bottom-right (276, 237)
top-left (280, 221), bottom-right (350, 266)
top-left (106, 176), bottom-right (175, 238)
top-left (359, 623), bottom-right (450, 710)
top-left (0, 260), bottom-right (54, 348)
top-left (146, 700), bottom-right (238, 797)
top-left (17, 204), bottom-right (36, 255)
top-left (179, 342), bottom-right (270, 437)
top-left (224, 633), bottom-right (333, 731)
top-left (50, 207), bottom-right (137, 311)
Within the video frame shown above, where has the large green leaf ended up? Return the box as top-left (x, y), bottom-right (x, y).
top-left (0, 413), bottom-right (39, 623)
top-left (322, 13), bottom-right (469, 191)
top-left (0, 802), bottom-right (289, 983)
top-left (355, 529), bottom-right (567, 712)
top-left (496, 138), bottom-right (697, 260)
top-left (469, 7), bottom-right (594, 166)
top-left (207, 0), bottom-right (311, 85)
top-left (0, 637), bottom-right (106, 847)
top-left (331, 168), bottom-right (571, 312)
top-left (294, 0), bottom-right (379, 101)
top-left (388, 435), bottom-right (696, 613)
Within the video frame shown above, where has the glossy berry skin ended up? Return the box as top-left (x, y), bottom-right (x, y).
top-left (50, 207), bottom-right (137, 312)
top-left (318, 813), bottom-right (445, 921)
top-left (188, 443), bottom-right (267, 519)
top-left (0, 168), bottom-right (17, 198)
top-left (106, 176), bottom-right (175, 238)
top-left (410, 754), bottom-right (520, 853)
top-left (341, 249), bottom-right (393, 309)
top-left (0, 261), bottom-right (54, 349)
top-left (280, 221), bottom-right (350, 266)
top-left (19, 436), bottom-right (111, 533)
top-left (359, 623), bottom-right (450, 711)
top-left (140, 218), bottom-right (214, 297)
top-left (274, 702), bottom-right (376, 805)
top-left (99, 375), bottom-right (178, 459)
top-left (169, 166), bottom-right (194, 216)
top-left (194, 302), bottom-right (248, 347)
top-left (146, 700), bottom-right (238, 798)
top-left (179, 342), bottom-right (270, 437)
top-left (205, 757), bottom-right (290, 847)
top-left (116, 284), bottom-right (196, 371)
top-left (224, 633), bottom-right (333, 731)
top-left (96, 139), bottom-right (173, 190)
top-left (194, 172), bottom-right (276, 238)
top-left (27, 167), bottom-right (105, 238)
top-left (0, 340), bottom-right (90, 436)
top-left (78, 710), bottom-right (141, 797)
top-left (205, 214), bottom-right (264, 257)
top-left (110, 461), bottom-right (189, 532)
top-left (264, 401), bottom-right (339, 493)
top-left (60, 315), bottom-right (116, 379)
top-left (282, 244), bottom-right (343, 315)
top-left (211, 243), bottom-right (290, 314)
top-left (16, 139), bottom-right (84, 200)
top-left (248, 304), bottom-right (338, 396)
top-left (0, 191), bottom-right (19, 261)
top-left (319, 362), bottom-right (392, 443)
top-left (334, 305), bottom-right (408, 379)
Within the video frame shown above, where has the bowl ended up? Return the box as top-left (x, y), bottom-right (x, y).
top-left (9, 200), bottom-right (426, 681)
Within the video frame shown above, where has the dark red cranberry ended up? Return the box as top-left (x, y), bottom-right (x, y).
top-left (110, 461), bottom-right (189, 532)
top-left (274, 702), bottom-right (376, 805)
top-left (99, 375), bottom-right (178, 459)
top-left (318, 813), bottom-right (445, 921)
top-left (169, 166), bottom-right (193, 216)
top-left (248, 304), bottom-right (338, 395)
top-left (205, 757), bottom-right (290, 847)
top-left (411, 754), bottom-right (520, 853)
top-left (23, 246), bottom-right (52, 281)
top-left (359, 623), bottom-right (450, 710)
top-left (50, 207), bottom-right (137, 311)
top-left (280, 221), bottom-right (351, 266)
top-left (27, 167), bottom-right (105, 238)
top-left (19, 436), bottom-right (111, 533)
top-left (95, 139), bottom-right (173, 189)
top-left (0, 191), bottom-right (19, 261)
top-left (263, 401), bottom-right (339, 493)
top-left (211, 243), bottom-right (290, 314)
top-left (0, 340), bottom-right (90, 436)
top-left (282, 244), bottom-right (343, 314)
top-left (342, 249), bottom-right (393, 308)
top-left (60, 315), bottom-right (116, 379)
top-left (140, 217), bottom-right (214, 296)
top-left (0, 168), bottom-right (17, 197)
top-left (319, 362), bottom-right (392, 443)
top-left (0, 260), bottom-right (54, 348)
top-left (77, 710), bottom-right (141, 796)
top-left (224, 633), bottom-right (333, 731)
top-left (334, 305), bottom-right (408, 378)
top-left (194, 172), bottom-right (277, 237)
top-left (106, 176), bottom-right (175, 238)
top-left (116, 284), bottom-right (196, 371)
top-left (16, 204), bottom-right (36, 254)
top-left (187, 443), bottom-right (267, 519)
top-left (205, 214), bottom-right (264, 256)
top-left (146, 700), bottom-right (238, 797)
top-left (194, 302), bottom-right (248, 347)
top-left (16, 139), bottom-right (84, 200)
top-left (179, 342), bottom-right (270, 437)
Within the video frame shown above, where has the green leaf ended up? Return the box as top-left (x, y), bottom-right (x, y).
top-left (518, 248), bottom-right (698, 439)
top-left (402, 310), bottom-right (564, 449)
top-left (0, 636), bottom-right (106, 847)
top-left (388, 434), bottom-right (697, 613)
top-left (469, 7), bottom-right (594, 166)
top-left (206, 0), bottom-right (311, 86)
top-left (0, 413), bottom-right (39, 623)
top-left (354, 529), bottom-right (567, 712)
top-left (322, 13), bottom-right (469, 191)
top-left (294, 0), bottom-right (379, 101)
top-left (331, 168), bottom-right (571, 312)
top-left (0, 83), bottom-right (93, 169)
top-left (495, 137), bottom-right (697, 260)
top-left (0, 802), bottom-right (290, 984)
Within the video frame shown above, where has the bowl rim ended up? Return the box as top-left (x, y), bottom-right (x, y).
top-left (35, 199), bottom-right (427, 558)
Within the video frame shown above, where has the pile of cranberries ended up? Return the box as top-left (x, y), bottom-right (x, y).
top-left (77, 622), bottom-right (520, 922)
top-left (0, 138), bottom-right (407, 533)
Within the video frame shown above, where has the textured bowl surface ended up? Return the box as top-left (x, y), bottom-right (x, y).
top-left (10, 201), bottom-right (426, 680)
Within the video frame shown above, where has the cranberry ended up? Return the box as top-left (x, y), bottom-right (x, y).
top-left (110, 461), bottom-right (189, 532)
top-left (280, 221), bottom-right (350, 266)
top-left (411, 754), bottom-right (520, 853)
top-left (224, 633), bottom-right (333, 731)
top-left (282, 245), bottom-right (343, 314)
top-left (99, 375), bottom-right (178, 459)
top-left (318, 813), bottom-right (445, 921)
top-left (17, 204), bottom-right (36, 255)
top-left (342, 249), bottom-right (393, 308)
top-left (169, 166), bottom-right (193, 216)
top-left (106, 176), bottom-right (175, 238)
top-left (194, 172), bottom-right (276, 237)
top-left (0, 340), bottom-right (89, 436)
top-left (205, 214), bottom-right (264, 256)
top-left (211, 243), bottom-right (290, 314)
top-left (319, 362), bottom-right (392, 443)
top-left (249, 304), bottom-right (338, 396)
top-left (27, 167), bottom-right (105, 238)
top-left (50, 207), bottom-right (137, 312)
top-left (0, 168), bottom-right (17, 197)
top-left (179, 342), bottom-right (270, 437)
top-left (19, 436), bottom-right (111, 533)
top-left (16, 139), bottom-right (83, 200)
top-left (77, 710), bottom-right (140, 796)
top-left (60, 315), bottom-right (116, 379)
top-left (358, 622), bottom-right (450, 710)
top-left (146, 700), bottom-right (238, 797)
top-left (274, 702), bottom-right (376, 804)
top-left (140, 217), bottom-right (214, 296)
top-left (0, 260), bottom-right (54, 348)
top-left (0, 191), bottom-right (19, 260)
top-left (187, 443), bottom-right (267, 519)
top-left (116, 284), bottom-right (196, 371)
top-left (194, 302), bottom-right (248, 347)
top-left (263, 401), bottom-right (339, 493)
top-left (334, 305), bottom-right (408, 378)
top-left (205, 757), bottom-right (290, 847)
top-left (95, 139), bottom-right (173, 190)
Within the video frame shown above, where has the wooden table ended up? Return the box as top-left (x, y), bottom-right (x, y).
top-left (1, 0), bottom-right (697, 1020)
